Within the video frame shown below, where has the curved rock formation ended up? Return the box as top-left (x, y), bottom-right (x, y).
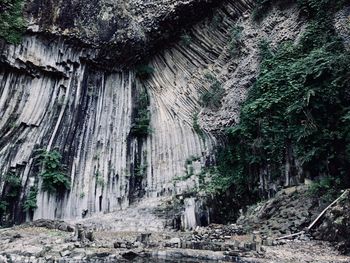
top-left (0, 0), bottom-right (255, 226)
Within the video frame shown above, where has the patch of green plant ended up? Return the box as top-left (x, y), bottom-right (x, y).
top-left (180, 32), bottom-right (192, 46)
top-left (0, 170), bottom-right (22, 225)
top-left (23, 186), bottom-right (38, 212)
top-left (210, 14), bottom-right (222, 29)
top-left (173, 174), bottom-right (192, 182)
top-left (192, 113), bottom-right (204, 138)
top-left (36, 149), bottom-right (70, 194)
top-left (308, 177), bottom-right (342, 202)
top-left (186, 165), bottom-right (194, 177)
top-left (79, 192), bottom-right (85, 198)
top-left (229, 25), bottom-right (243, 57)
top-left (207, 0), bottom-right (350, 212)
top-left (252, 0), bottom-right (275, 21)
top-left (200, 73), bottom-right (225, 109)
top-left (135, 65), bottom-right (155, 80)
top-left (185, 155), bottom-right (201, 166)
top-left (0, 201), bottom-right (8, 214)
top-left (252, 0), bottom-right (347, 21)
top-left (0, 0), bottom-right (26, 44)
top-left (96, 176), bottom-right (105, 187)
top-left (134, 163), bottom-right (147, 177)
top-left (95, 170), bottom-right (105, 186)
top-left (130, 88), bottom-right (151, 137)
top-left (9, 121), bottom-right (19, 129)
top-left (258, 39), bottom-right (273, 59)
top-left (4, 172), bottom-right (21, 198)
top-left (93, 151), bottom-right (101, 160)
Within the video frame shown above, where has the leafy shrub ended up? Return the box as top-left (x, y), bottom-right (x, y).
top-left (0, 201), bottom-right (8, 214)
top-left (180, 33), bottom-right (192, 46)
top-left (252, 0), bottom-right (347, 21)
top-left (252, 0), bottom-right (274, 21)
top-left (229, 25), bottom-right (243, 57)
top-left (4, 172), bottom-right (21, 198)
top-left (200, 73), bottom-right (225, 109)
top-left (308, 177), bottom-right (342, 202)
top-left (130, 88), bottom-right (151, 137)
top-left (185, 155), bottom-right (200, 165)
top-left (36, 149), bottom-right (70, 194)
top-left (207, 0), bottom-right (350, 212)
top-left (0, 0), bottom-right (26, 44)
top-left (136, 65), bottom-right (155, 80)
top-left (134, 163), bottom-right (147, 177)
top-left (23, 186), bottom-right (38, 212)
top-left (192, 113), bottom-right (204, 138)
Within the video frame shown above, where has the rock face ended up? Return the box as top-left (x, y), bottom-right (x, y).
top-left (0, 0), bottom-right (315, 228)
top-left (0, 0), bottom-right (254, 225)
top-left (313, 190), bottom-right (350, 255)
top-left (24, 0), bottom-right (229, 65)
top-left (237, 186), bottom-right (320, 237)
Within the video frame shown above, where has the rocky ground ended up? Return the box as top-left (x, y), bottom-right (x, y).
top-left (0, 186), bottom-right (350, 263)
top-left (0, 222), bottom-right (349, 263)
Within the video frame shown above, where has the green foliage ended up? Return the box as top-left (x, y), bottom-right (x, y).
top-left (0, 0), bottom-right (26, 44)
top-left (23, 186), bottom-right (38, 212)
top-left (308, 177), bottom-right (341, 202)
top-left (36, 149), bottom-right (70, 194)
top-left (0, 201), bottom-right (8, 214)
top-left (4, 172), bottom-right (21, 198)
top-left (0, 171), bottom-right (21, 225)
top-left (96, 177), bottom-right (105, 187)
top-left (229, 25), bottom-right (243, 57)
top-left (180, 32), bottom-right (192, 46)
top-left (134, 163), bottom-right (147, 177)
top-left (185, 155), bottom-right (200, 165)
top-left (130, 88), bottom-right (152, 137)
top-left (252, 0), bottom-right (347, 21)
top-left (210, 14), bottom-right (222, 29)
top-left (136, 65), bottom-right (155, 80)
top-left (258, 39), bottom-right (273, 59)
top-left (209, 0), bottom-right (350, 208)
top-left (192, 113), bottom-right (204, 138)
top-left (200, 73), bottom-right (225, 109)
top-left (95, 170), bottom-right (105, 186)
top-left (252, 0), bottom-right (274, 21)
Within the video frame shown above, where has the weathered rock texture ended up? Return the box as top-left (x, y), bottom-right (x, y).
top-left (1, 0), bottom-right (255, 225)
top-left (24, 0), bottom-right (228, 65)
top-left (2, 0), bottom-right (343, 230)
top-left (312, 190), bottom-right (350, 255)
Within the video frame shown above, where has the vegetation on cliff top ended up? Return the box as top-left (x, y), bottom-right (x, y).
top-left (206, 0), bottom-right (350, 218)
top-left (0, 0), bottom-right (26, 44)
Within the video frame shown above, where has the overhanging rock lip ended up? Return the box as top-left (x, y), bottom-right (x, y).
top-left (22, 0), bottom-right (229, 66)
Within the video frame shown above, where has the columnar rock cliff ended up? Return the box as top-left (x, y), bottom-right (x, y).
top-left (1, 0), bottom-right (326, 229)
top-left (0, 0), bottom-right (257, 225)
